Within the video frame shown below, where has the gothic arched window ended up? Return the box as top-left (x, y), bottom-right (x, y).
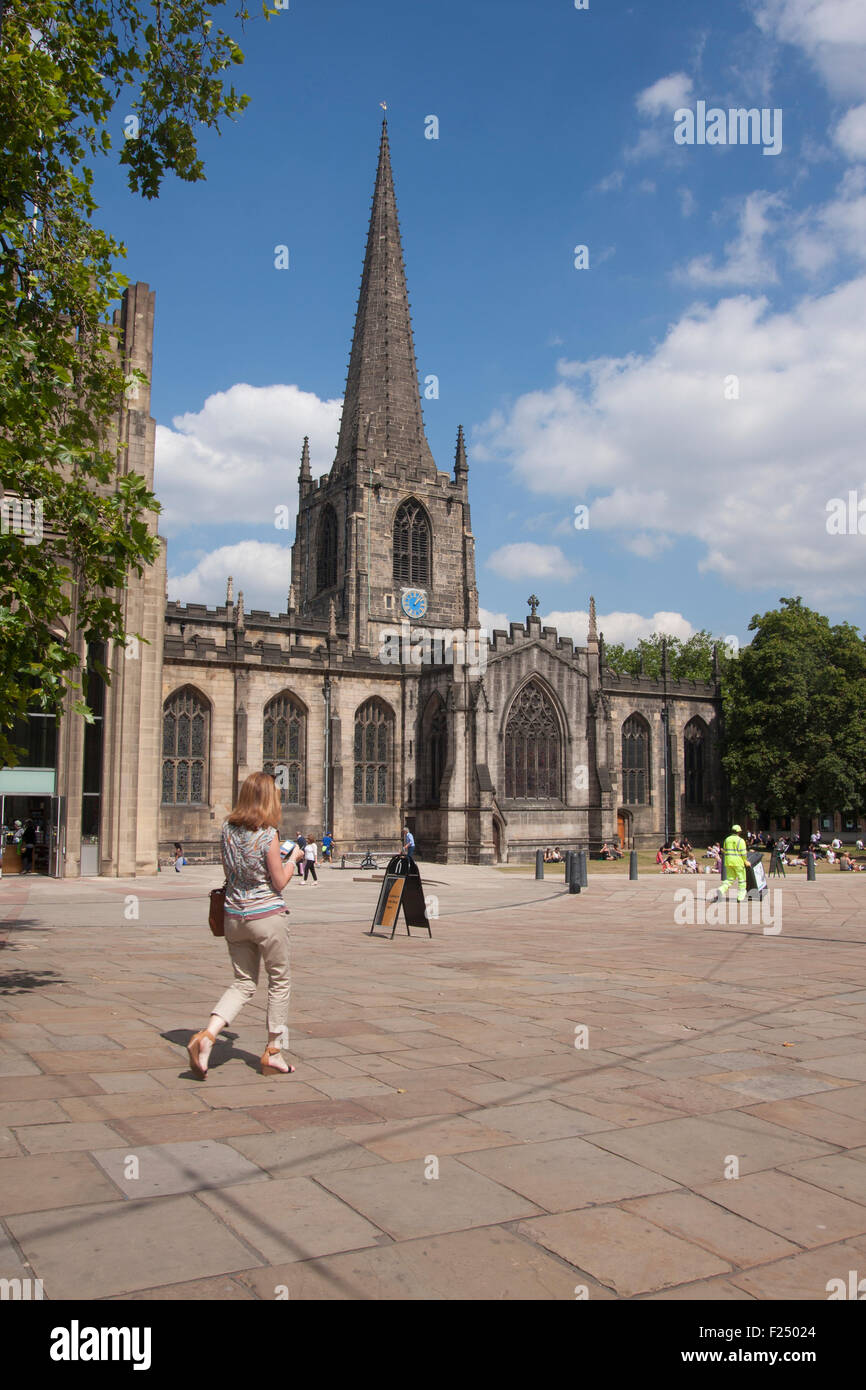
top-left (354, 698), bottom-right (393, 804)
top-left (316, 504), bottom-right (338, 593)
top-left (684, 718), bottom-right (707, 806)
top-left (263, 693), bottom-right (306, 805)
top-left (162, 686), bottom-right (209, 804)
top-left (504, 681), bottom-right (561, 800)
top-left (622, 714), bottom-right (650, 805)
top-left (393, 499), bottom-right (431, 587)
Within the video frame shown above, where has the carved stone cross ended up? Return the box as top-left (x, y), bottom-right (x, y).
top-left (527, 594), bottom-right (540, 618)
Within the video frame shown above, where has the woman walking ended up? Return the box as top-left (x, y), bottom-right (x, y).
top-left (303, 837), bottom-right (318, 884)
top-left (188, 772), bottom-right (305, 1080)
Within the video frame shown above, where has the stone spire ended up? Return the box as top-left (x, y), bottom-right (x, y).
top-left (588, 595), bottom-right (597, 644)
top-left (332, 117), bottom-right (436, 481)
top-left (328, 597), bottom-right (337, 640)
top-left (299, 436), bottom-right (312, 490)
top-left (454, 424), bottom-right (468, 482)
top-left (236, 590), bottom-right (245, 631)
top-left (287, 583), bottom-right (296, 616)
top-left (226, 575), bottom-right (233, 607)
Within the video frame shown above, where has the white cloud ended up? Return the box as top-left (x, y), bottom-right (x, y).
top-left (486, 542), bottom-right (579, 581)
top-left (541, 609), bottom-right (695, 647)
top-left (754, 0), bottom-right (866, 98)
top-left (478, 605), bottom-right (509, 634)
top-left (636, 73), bottom-right (694, 118)
top-left (168, 540), bottom-right (291, 613)
top-left (787, 168), bottom-right (866, 272)
top-left (475, 274), bottom-right (866, 600)
top-left (154, 383), bottom-right (342, 535)
top-left (834, 104), bottom-right (866, 160)
top-left (675, 191), bottom-right (783, 286)
top-left (679, 187), bottom-right (697, 218)
top-left (597, 170), bottom-right (624, 193)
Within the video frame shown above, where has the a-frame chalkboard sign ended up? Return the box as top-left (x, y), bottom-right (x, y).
top-left (369, 855), bottom-right (433, 939)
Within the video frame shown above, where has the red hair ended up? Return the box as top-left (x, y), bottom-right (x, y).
top-left (227, 771), bottom-right (281, 831)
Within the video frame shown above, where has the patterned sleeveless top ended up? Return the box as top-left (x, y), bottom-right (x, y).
top-left (221, 822), bottom-right (285, 919)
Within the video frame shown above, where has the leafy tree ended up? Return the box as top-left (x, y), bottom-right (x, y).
top-left (722, 597), bottom-right (866, 836)
top-left (604, 630), bottom-right (720, 683)
top-left (0, 1), bottom-right (260, 766)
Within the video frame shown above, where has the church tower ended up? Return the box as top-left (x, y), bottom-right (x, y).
top-left (290, 118), bottom-right (479, 652)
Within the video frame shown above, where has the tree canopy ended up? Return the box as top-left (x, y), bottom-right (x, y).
top-left (603, 630), bottom-right (720, 683)
top-left (0, 1), bottom-right (260, 766)
top-left (722, 597), bottom-right (866, 825)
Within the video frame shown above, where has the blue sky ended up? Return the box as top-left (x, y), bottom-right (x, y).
top-left (92, 0), bottom-right (866, 647)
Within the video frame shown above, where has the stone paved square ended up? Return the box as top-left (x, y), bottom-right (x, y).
top-left (1, 864), bottom-right (865, 1300)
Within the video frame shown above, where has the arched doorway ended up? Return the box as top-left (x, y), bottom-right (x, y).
top-left (617, 810), bottom-right (631, 850)
top-left (492, 817), bottom-right (503, 863)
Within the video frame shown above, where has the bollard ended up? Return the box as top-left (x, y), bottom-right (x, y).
top-left (341, 854), bottom-right (346, 870)
top-left (569, 852), bottom-right (581, 894)
top-left (565, 850), bottom-right (573, 884)
top-left (535, 849), bottom-right (544, 881)
top-left (629, 850), bottom-right (638, 880)
top-left (806, 851), bottom-right (816, 881)
top-left (579, 849), bottom-right (588, 887)
top-left (720, 854), bottom-right (727, 882)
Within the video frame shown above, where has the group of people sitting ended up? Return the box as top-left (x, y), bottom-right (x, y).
top-left (657, 837), bottom-right (699, 874)
top-left (656, 832), bottom-right (866, 874)
top-left (543, 847), bottom-right (564, 862)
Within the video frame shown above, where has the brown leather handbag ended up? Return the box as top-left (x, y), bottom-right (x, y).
top-left (208, 884), bottom-right (227, 937)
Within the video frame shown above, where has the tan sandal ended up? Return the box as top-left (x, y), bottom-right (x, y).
top-left (261, 1044), bottom-right (295, 1076)
top-left (188, 1028), bottom-right (218, 1079)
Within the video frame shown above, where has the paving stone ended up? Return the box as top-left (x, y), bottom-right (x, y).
top-left (90, 1072), bottom-right (170, 1094)
top-left (111, 1111), bottom-right (270, 1147)
top-left (621, 1190), bottom-right (798, 1266)
top-left (697, 1170), bottom-right (866, 1247)
top-left (198, 1175), bottom-right (384, 1263)
top-left (711, 1072), bottom-right (839, 1102)
top-left (465, 1100), bottom-right (612, 1142)
top-left (7, 1194), bottom-right (264, 1298)
top-left (246, 1100), bottom-right (382, 1130)
top-left (59, 1092), bottom-right (207, 1122)
top-left (0, 1224), bottom-right (30, 1273)
top-left (0, 1126), bottom-right (22, 1158)
top-left (640, 1278), bottom-right (757, 1300)
top-left (457, 1135), bottom-right (678, 1211)
top-left (587, 1111), bottom-right (836, 1186)
top-left (0, 1100), bottom-right (68, 1127)
top-left (15, 1122), bottom-right (122, 1155)
top-left (742, 1099), bottom-right (866, 1149)
top-left (780, 1153), bottom-right (866, 1205)
top-left (518, 1207), bottom-right (730, 1296)
top-left (728, 1241), bottom-right (866, 1300)
top-left (317, 1156), bottom-right (542, 1240)
top-left (0, 1153), bottom-right (123, 1215)
top-left (332, 1115), bottom-right (515, 1161)
top-left (228, 1126), bottom-right (389, 1176)
top-left (236, 1226), bottom-right (613, 1301)
top-left (27, 1047), bottom-right (184, 1075)
top-left (201, 1081), bottom-right (326, 1110)
top-left (108, 1274), bottom-right (257, 1300)
top-left (90, 1139), bottom-right (269, 1198)
top-left (0, 1075), bottom-right (103, 1102)
top-left (804, 1083), bottom-right (866, 1120)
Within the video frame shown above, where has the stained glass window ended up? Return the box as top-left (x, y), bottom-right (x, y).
top-left (354, 699), bottom-right (393, 804)
top-left (504, 682), bottom-right (561, 799)
top-left (263, 693), bottom-right (305, 805)
top-left (622, 715), bottom-right (650, 805)
top-left (162, 688), bottom-right (209, 804)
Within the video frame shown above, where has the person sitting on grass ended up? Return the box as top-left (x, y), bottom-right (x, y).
top-left (601, 842), bottom-right (613, 859)
top-left (551, 847), bottom-right (563, 862)
top-left (656, 845), bottom-right (667, 865)
top-left (543, 846), bottom-right (554, 862)
top-left (839, 851), bottom-right (864, 872)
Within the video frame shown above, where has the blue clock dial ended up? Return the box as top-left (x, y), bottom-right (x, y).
top-left (401, 589), bottom-right (428, 618)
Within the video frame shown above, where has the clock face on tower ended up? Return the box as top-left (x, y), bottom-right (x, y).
top-left (401, 588), bottom-right (428, 619)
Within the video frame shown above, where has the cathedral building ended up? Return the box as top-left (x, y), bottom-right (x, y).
top-left (3, 120), bottom-right (723, 875)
